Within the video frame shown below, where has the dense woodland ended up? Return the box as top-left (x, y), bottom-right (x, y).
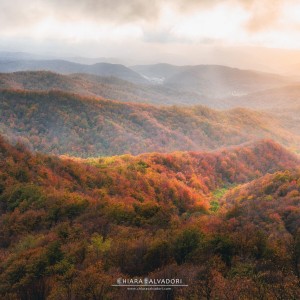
top-left (0, 89), bottom-right (299, 157)
top-left (0, 135), bottom-right (299, 299)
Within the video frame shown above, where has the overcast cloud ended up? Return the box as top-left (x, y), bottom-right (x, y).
top-left (0, 0), bottom-right (290, 28)
top-left (0, 0), bottom-right (299, 66)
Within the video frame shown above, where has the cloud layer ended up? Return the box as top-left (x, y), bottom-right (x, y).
top-left (0, 0), bottom-right (299, 61)
top-left (0, 0), bottom-right (292, 29)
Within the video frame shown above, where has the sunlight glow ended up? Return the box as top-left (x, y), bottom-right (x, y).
top-left (170, 4), bottom-right (249, 44)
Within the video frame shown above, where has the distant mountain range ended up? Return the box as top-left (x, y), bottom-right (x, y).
top-left (0, 53), bottom-right (294, 99)
top-left (0, 55), bottom-right (298, 143)
top-left (0, 60), bottom-right (146, 84)
top-left (0, 51), bottom-right (123, 65)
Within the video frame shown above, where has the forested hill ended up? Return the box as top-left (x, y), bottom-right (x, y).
top-left (0, 136), bottom-right (299, 299)
top-left (222, 169), bottom-right (300, 236)
top-left (0, 89), bottom-right (299, 157)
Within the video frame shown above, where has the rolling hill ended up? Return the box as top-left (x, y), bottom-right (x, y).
top-left (0, 71), bottom-right (212, 106)
top-left (0, 136), bottom-right (299, 299)
top-left (1, 70), bottom-right (296, 109)
top-left (0, 89), bottom-right (299, 157)
top-left (222, 169), bottom-right (300, 236)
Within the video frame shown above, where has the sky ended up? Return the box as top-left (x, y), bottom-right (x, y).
top-left (1, 0), bottom-right (300, 70)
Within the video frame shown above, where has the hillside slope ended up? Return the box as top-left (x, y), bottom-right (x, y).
top-left (0, 89), bottom-right (299, 157)
top-left (222, 169), bottom-right (300, 235)
top-left (0, 137), bottom-right (299, 299)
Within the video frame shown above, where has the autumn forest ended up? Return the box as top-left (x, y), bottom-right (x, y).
top-left (0, 60), bottom-right (298, 300)
top-left (1, 3), bottom-right (300, 297)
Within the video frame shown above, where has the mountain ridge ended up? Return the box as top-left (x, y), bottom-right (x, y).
top-left (0, 89), bottom-right (299, 157)
top-left (0, 60), bottom-right (146, 84)
top-left (0, 70), bottom-right (212, 106)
